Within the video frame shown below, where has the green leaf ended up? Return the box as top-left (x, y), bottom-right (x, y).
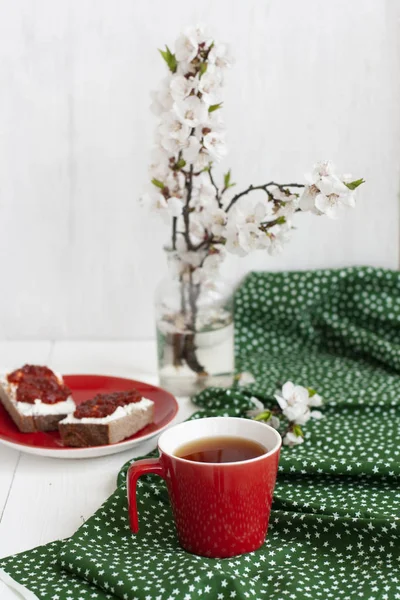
top-left (307, 387), bottom-right (317, 397)
top-left (224, 170), bottom-right (231, 188)
top-left (175, 158), bottom-right (186, 170)
top-left (293, 425), bottom-right (303, 438)
top-left (223, 169), bottom-right (236, 190)
top-left (254, 410), bottom-right (272, 422)
top-left (208, 102), bottom-right (223, 113)
top-left (344, 178), bottom-right (365, 191)
top-left (275, 216), bottom-right (286, 225)
top-left (158, 45), bottom-right (177, 73)
top-left (199, 62), bottom-right (207, 77)
top-left (151, 178), bottom-right (164, 189)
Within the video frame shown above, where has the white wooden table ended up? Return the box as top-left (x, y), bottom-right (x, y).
top-left (0, 341), bottom-right (195, 599)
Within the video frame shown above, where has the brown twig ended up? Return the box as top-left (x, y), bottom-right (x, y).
top-left (181, 270), bottom-right (207, 375)
top-left (172, 217), bottom-right (177, 250)
top-left (225, 181), bottom-right (305, 212)
top-left (208, 168), bottom-right (222, 208)
top-left (182, 165), bottom-right (194, 250)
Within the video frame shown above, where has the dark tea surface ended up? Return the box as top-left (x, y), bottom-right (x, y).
top-left (175, 436), bottom-right (267, 463)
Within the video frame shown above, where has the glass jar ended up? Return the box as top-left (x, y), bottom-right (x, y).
top-left (155, 251), bottom-right (234, 397)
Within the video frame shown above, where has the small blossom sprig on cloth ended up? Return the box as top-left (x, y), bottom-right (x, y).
top-left (249, 381), bottom-right (323, 447)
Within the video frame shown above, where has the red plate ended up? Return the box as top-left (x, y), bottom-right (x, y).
top-left (0, 375), bottom-right (179, 459)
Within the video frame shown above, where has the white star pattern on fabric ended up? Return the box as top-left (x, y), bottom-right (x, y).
top-left (0, 267), bottom-right (399, 599)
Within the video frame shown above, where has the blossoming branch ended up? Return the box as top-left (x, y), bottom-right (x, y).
top-left (142, 25), bottom-right (364, 283)
top-left (141, 25), bottom-right (365, 380)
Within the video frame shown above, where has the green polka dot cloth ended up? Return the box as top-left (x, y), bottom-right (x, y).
top-left (1, 266), bottom-right (399, 600)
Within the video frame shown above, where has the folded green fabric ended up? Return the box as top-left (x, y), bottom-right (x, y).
top-left (1, 267), bottom-right (399, 600)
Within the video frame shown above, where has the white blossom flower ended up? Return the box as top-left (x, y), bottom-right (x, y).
top-left (226, 223), bottom-right (268, 256)
top-left (170, 75), bottom-right (198, 102)
top-left (275, 381), bottom-right (309, 409)
top-left (165, 171), bottom-right (185, 197)
top-left (159, 112), bottom-right (190, 144)
top-left (224, 223), bottom-right (247, 256)
top-left (284, 403), bottom-right (311, 425)
top-left (207, 108), bottom-right (226, 133)
top-left (274, 381), bottom-right (324, 427)
top-left (299, 160), bottom-right (357, 219)
top-left (298, 185), bottom-right (320, 214)
top-left (225, 202), bottom-right (273, 256)
top-left (177, 60), bottom-right (197, 77)
top-left (308, 393), bottom-right (323, 407)
top-left (311, 160), bottom-right (335, 179)
top-left (175, 31), bottom-right (198, 63)
top-left (210, 208), bottom-right (228, 236)
top-left (191, 24), bottom-right (212, 46)
top-left (198, 70), bottom-right (222, 106)
top-left (208, 43), bottom-right (233, 70)
top-left (272, 188), bottom-right (299, 218)
top-left (267, 222), bottom-right (292, 255)
top-left (283, 432), bottom-right (304, 447)
top-left (149, 149), bottom-right (170, 182)
top-left (275, 382), bottom-right (311, 425)
top-left (193, 148), bottom-right (212, 171)
top-left (191, 195), bottom-right (225, 234)
top-left (174, 96), bottom-right (208, 128)
top-left (269, 416), bottom-right (280, 430)
top-left (167, 196), bottom-right (185, 217)
top-left (160, 134), bottom-right (184, 155)
top-left (248, 396), bottom-right (265, 413)
top-left (202, 249), bottom-right (225, 274)
top-left (314, 187), bottom-right (355, 219)
top-left (176, 244), bottom-right (205, 269)
top-left (182, 136), bottom-right (201, 162)
top-left (150, 78), bottom-right (173, 116)
top-left (237, 372), bottom-right (256, 387)
top-left (140, 191), bottom-right (166, 212)
top-left (140, 192), bottom-right (182, 222)
top-left (275, 202), bottom-right (298, 219)
top-left (247, 398), bottom-right (281, 429)
top-left (191, 173), bottom-right (216, 202)
top-left (190, 249), bottom-right (226, 285)
top-left (195, 109), bottom-right (225, 140)
top-left (189, 213), bottom-right (206, 241)
top-left (175, 25), bottom-right (212, 63)
top-left (310, 410), bottom-right (323, 420)
top-left (203, 131), bottom-right (227, 161)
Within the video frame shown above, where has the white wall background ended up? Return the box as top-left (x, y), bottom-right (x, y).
top-left (0, 0), bottom-right (399, 340)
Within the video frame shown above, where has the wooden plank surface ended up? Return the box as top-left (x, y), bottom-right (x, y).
top-left (0, 340), bottom-right (194, 562)
top-left (0, 342), bottom-right (53, 523)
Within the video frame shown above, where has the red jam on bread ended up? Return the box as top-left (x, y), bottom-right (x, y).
top-left (7, 365), bottom-right (56, 383)
top-left (74, 389), bottom-right (142, 419)
top-left (7, 364), bottom-right (71, 405)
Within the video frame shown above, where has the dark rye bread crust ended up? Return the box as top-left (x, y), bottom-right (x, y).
top-left (0, 383), bottom-right (68, 433)
top-left (59, 403), bottom-right (155, 447)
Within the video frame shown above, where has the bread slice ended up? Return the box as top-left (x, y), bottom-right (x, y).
top-left (59, 395), bottom-right (154, 447)
top-left (0, 371), bottom-right (75, 433)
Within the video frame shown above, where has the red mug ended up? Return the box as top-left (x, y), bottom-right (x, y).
top-left (127, 416), bottom-right (281, 558)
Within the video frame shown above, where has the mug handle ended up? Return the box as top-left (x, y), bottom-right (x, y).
top-left (127, 458), bottom-right (165, 533)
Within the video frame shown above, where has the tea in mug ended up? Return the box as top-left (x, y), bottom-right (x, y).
top-left (175, 436), bottom-right (267, 464)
